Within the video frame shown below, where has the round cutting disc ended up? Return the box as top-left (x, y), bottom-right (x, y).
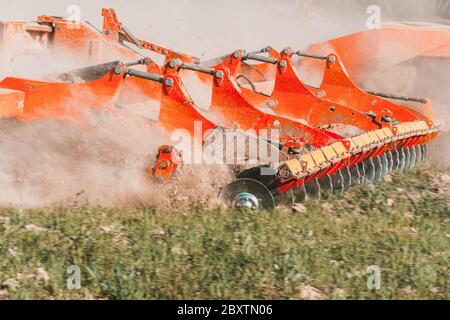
top-left (275, 188), bottom-right (295, 208)
top-left (219, 178), bottom-right (275, 212)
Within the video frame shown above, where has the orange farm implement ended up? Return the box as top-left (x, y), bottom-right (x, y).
top-left (0, 8), bottom-right (444, 211)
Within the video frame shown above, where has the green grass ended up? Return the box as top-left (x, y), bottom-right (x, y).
top-left (0, 167), bottom-right (448, 300)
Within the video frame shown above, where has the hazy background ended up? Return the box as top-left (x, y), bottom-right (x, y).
top-left (0, 0), bottom-right (446, 59)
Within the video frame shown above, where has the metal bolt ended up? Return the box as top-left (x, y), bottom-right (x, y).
top-left (114, 66), bottom-right (123, 75)
top-left (233, 51), bottom-right (241, 59)
top-left (273, 120), bottom-right (281, 127)
top-left (381, 116), bottom-right (393, 123)
top-left (288, 147), bottom-right (301, 155)
top-left (267, 100), bottom-right (276, 108)
top-left (328, 56), bottom-right (336, 63)
top-left (215, 70), bottom-right (224, 79)
top-left (164, 78), bottom-right (174, 87)
top-left (282, 48), bottom-right (291, 55)
top-left (316, 91), bottom-right (325, 98)
top-left (279, 60), bottom-right (287, 68)
top-left (364, 111), bottom-right (377, 120)
top-left (169, 60), bottom-right (178, 68)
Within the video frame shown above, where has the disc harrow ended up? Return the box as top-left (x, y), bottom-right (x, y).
top-left (0, 8), bottom-right (443, 211)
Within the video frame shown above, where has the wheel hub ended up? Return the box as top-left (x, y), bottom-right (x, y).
top-left (232, 192), bottom-right (259, 210)
top-left (219, 178), bottom-right (275, 212)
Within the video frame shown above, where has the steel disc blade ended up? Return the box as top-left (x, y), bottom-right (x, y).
top-left (358, 162), bottom-right (366, 184)
top-left (304, 177), bottom-right (321, 199)
top-left (349, 164), bottom-right (362, 185)
top-left (275, 189), bottom-right (295, 208)
top-left (236, 165), bottom-right (277, 188)
top-left (404, 147), bottom-right (411, 171)
top-left (422, 144), bottom-right (428, 161)
top-left (219, 178), bottom-right (275, 211)
top-left (373, 156), bottom-right (383, 182)
top-left (363, 158), bottom-right (376, 183)
top-left (419, 144), bottom-right (426, 164)
top-left (318, 174), bottom-right (333, 194)
top-left (380, 153), bottom-right (389, 177)
top-left (408, 147), bottom-right (416, 170)
top-left (416, 145), bottom-right (422, 166)
top-left (404, 147), bottom-right (412, 170)
top-left (293, 184), bottom-right (307, 203)
top-left (409, 146), bottom-right (417, 170)
top-left (415, 145), bottom-right (423, 165)
top-left (409, 146), bottom-right (417, 169)
top-left (382, 153), bottom-right (387, 175)
top-left (331, 170), bottom-right (345, 194)
top-left (342, 166), bottom-right (352, 190)
top-left (398, 148), bottom-right (406, 171)
top-left (416, 145), bottom-right (423, 164)
top-left (393, 148), bottom-right (400, 171)
top-left (418, 145), bottom-right (424, 162)
top-left (386, 151), bottom-right (394, 172)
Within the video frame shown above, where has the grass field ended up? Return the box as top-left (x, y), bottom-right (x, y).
top-left (0, 166), bottom-right (448, 300)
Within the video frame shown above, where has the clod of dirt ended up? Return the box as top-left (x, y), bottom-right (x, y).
top-left (295, 285), bottom-right (324, 300)
top-left (292, 203), bottom-right (307, 213)
top-left (440, 174), bottom-right (450, 184)
top-left (432, 173), bottom-right (450, 196)
top-left (7, 247), bottom-right (19, 258)
top-left (2, 278), bottom-right (19, 290)
top-left (387, 198), bottom-right (394, 207)
top-left (332, 288), bottom-right (345, 299)
top-left (35, 267), bottom-right (50, 283)
top-left (23, 224), bottom-right (47, 233)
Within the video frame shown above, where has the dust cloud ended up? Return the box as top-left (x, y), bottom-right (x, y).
top-left (0, 113), bottom-right (232, 209)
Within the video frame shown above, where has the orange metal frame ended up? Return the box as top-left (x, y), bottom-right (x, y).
top-left (0, 8), bottom-right (441, 199)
